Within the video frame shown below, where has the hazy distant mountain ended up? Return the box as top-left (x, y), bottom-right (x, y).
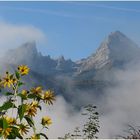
top-left (1, 31), bottom-right (140, 98)
top-left (4, 41), bottom-right (76, 76)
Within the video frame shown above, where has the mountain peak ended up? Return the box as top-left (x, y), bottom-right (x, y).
top-left (107, 31), bottom-right (128, 43)
top-left (77, 31), bottom-right (140, 73)
top-left (57, 55), bottom-right (65, 62)
top-left (4, 41), bottom-right (38, 65)
top-left (109, 30), bottom-right (124, 36)
top-left (105, 31), bottom-right (140, 55)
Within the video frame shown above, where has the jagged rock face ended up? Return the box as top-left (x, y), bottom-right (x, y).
top-left (1, 30), bottom-right (140, 96)
top-left (56, 56), bottom-right (76, 73)
top-left (77, 31), bottom-right (140, 74)
top-left (3, 41), bottom-right (76, 76)
top-left (3, 31), bottom-right (140, 78)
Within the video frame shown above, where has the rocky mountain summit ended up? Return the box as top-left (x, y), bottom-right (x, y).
top-left (1, 31), bottom-right (140, 99)
top-left (77, 31), bottom-right (140, 74)
top-left (3, 41), bottom-right (76, 76)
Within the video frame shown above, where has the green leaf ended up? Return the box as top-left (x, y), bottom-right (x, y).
top-left (15, 71), bottom-right (20, 79)
top-left (18, 104), bottom-right (26, 121)
top-left (0, 133), bottom-right (2, 138)
top-left (12, 126), bottom-right (23, 139)
top-left (35, 134), bottom-right (40, 139)
top-left (10, 74), bottom-right (14, 79)
top-left (3, 118), bottom-right (8, 129)
top-left (18, 82), bottom-right (24, 87)
top-left (28, 94), bottom-right (36, 99)
top-left (0, 117), bottom-right (9, 129)
top-left (0, 119), bottom-right (3, 128)
top-left (18, 93), bottom-right (27, 100)
top-left (7, 126), bottom-right (23, 139)
top-left (40, 133), bottom-right (48, 139)
top-left (0, 101), bottom-right (16, 112)
top-left (28, 94), bottom-right (42, 101)
top-left (5, 92), bottom-right (13, 96)
top-left (24, 115), bottom-right (34, 127)
top-left (7, 132), bottom-right (16, 139)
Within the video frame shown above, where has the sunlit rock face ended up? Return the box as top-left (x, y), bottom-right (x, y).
top-left (77, 31), bottom-right (140, 74)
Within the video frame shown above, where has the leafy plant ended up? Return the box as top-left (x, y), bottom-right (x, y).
top-left (82, 104), bottom-right (99, 139)
top-left (0, 65), bottom-right (55, 139)
top-left (59, 104), bottom-right (99, 139)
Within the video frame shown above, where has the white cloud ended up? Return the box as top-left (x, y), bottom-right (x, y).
top-left (34, 95), bottom-right (83, 138)
top-left (99, 65), bottom-right (140, 138)
top-left (52, 64), bottom-right (140, 138)
top-left (0, 21), bottom-right (46, 55)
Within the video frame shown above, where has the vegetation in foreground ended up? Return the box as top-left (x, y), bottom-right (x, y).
top-left (0, 64), bottom-right (137, 140)
top-left (59, 104), bottom-right (99, 139)
top-left (0, 65), bottom-right (55, 139)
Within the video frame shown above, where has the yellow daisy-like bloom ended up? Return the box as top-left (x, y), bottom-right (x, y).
top-left (31, 101), bottom-right (39, 107)
top-left (18, 123), bottom-right (30, 136)
top-left (11, 76), bottom-right (18, 84)
top-left (5, 116), bottom-right (16, 125)
top-left (42, 90), bottom-right (55, 105)
top-left (30, 86), bottom-right (42, 95)
top-left (41, 116), bottom-right (52, 126)
top-left (21, 90), bottom-right (29, 96)
top-left (0, 127), bottom-right (12, 138)
top-left (1, 72), bottom-right (13, 88)
top-left (18, 65), bottom-right (30, 75)
top-left (26, 104), bottom-right (37, 117)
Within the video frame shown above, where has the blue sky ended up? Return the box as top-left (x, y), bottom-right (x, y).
top-left (0, 1), bottom-right (140, 60)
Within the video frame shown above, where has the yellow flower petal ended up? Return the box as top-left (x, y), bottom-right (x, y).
top-left (18, 65), bottom-right (30, 75)
top-left (42, 116), bottom-right (52, 126)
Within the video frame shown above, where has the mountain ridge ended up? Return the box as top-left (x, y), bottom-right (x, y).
top-left (1, 30), bottom-right (140, 99)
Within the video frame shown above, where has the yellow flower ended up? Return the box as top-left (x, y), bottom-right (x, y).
top-left (41, 116), bottom-right (52, 126)
top-left (31, 101), bottom-right (39, 107)
top-left (18, 123), bottom-right (29, 136)
top-left (1, 72), bottom-right (13, 88)
top-left (42, 90), bottom-right (55, 105)
top-left (5, 116), bottom-right (16, 125)
top-left (0, 127), bottom-right (12, 138)
top-left (11, 77), bottom-right (18, 84)
top-left (31, 134), bottom-right (40, 140)
top-left (31, 86), bottom-right (42, 95)
top-left (26, 104), bottom-right (37, 117)
top-left (18, 65), bottom-right (30, 75)
top-left (21, 90), bottom-right (29, 96)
